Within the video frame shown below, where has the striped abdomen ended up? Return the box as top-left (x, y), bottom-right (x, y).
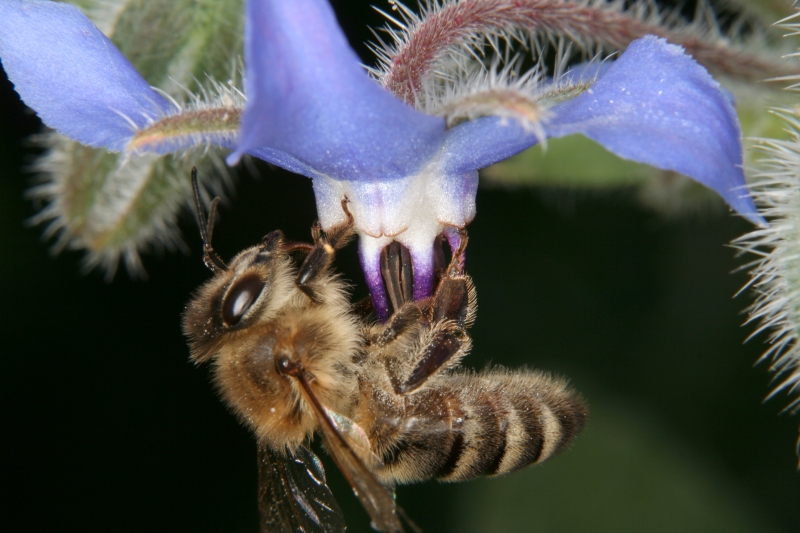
top-left (373, 370), bottom-right (587, 484)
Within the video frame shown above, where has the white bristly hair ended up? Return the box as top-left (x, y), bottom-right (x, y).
top-left (734, 106), bottom-right (800, 452)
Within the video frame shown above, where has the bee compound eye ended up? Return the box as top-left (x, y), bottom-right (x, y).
top-left (222, 274), bottom-right (265, 326)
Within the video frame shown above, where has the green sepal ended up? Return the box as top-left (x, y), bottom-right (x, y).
top-left (33, 0), bottom-right (245, 276)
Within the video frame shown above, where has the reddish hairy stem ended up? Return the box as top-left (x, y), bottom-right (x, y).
top-left (127, 107), bottom-right (241, 151)
top-left (382, 0), bottom-right (798, 104)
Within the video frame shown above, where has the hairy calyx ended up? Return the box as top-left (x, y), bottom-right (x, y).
top-left (377, 0), bottom-right (796, 104)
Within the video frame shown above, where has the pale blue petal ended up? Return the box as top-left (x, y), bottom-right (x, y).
top-left (547, 36), bottom-right (761, 223)
top-left (441, 36), bottom-right (763, 225)
top-left (0, 0), bottom-right (172, 151)
top-left (442, 116), bottom-right (529, 174)
top-left (246, 147), bottom-right (323, 178)
top-left (229, 0), bottom-right (446, 182)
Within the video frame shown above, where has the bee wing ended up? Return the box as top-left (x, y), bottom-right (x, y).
top-left (290, 369), bottom-right (404, 533)
top-left (257, 443), bottom-right (347, 533)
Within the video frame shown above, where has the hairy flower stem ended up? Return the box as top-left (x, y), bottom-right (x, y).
top-left (381, 0), bottom-right (796, 104)
top-left (128, 107), bottom-right (243, 152)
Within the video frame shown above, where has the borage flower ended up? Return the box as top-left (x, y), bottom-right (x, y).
top-left (0, 0), bottom-right (763, 318)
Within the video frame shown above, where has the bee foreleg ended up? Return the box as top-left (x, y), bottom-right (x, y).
top-left (295, 199), bottom-right (355, 302)
top-left (369, 303), bottom-right (422, 347)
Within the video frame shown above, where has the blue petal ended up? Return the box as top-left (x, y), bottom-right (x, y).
top-left (441, 36), bottom-right (764, 226)
top-left (442, 116), bottom-right (530, 174)
top-left (0, 0), bottom-right (172, 151)
top-left (547, 36), bottom-right (762, 224)
top-left (230, 0), bottom-right (446, 182)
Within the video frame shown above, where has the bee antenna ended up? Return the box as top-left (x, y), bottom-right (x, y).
top-left (191, 167), bottom-right (229, 272)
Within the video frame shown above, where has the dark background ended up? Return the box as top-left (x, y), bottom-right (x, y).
top-left (2, 1), bottom-right (799, 532)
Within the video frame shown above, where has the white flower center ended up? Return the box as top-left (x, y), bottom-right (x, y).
top-left (311, 153), bottom-right (478, 259)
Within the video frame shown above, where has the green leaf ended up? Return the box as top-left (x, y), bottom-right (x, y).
top-left (481, 135), bottom-right (656, 188)
top-left (33, 0), bottom-right (245, 276)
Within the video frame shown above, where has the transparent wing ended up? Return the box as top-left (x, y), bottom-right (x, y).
top-left (286, 367), bottom-right (405, 533)
top-left (257, 443), bottom-right (347, 533)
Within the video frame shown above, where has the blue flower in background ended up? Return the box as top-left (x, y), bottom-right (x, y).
top-left (0, 0), bottom-right (763, 318)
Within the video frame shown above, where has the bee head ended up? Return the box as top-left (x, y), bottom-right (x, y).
top-left (183, 169), bottom-right (296, 363)
top-left (182, 238), bottom-right (298, 363)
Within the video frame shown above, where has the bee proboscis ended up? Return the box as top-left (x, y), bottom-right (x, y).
top-left (183, 168), bottom-right (587, 532)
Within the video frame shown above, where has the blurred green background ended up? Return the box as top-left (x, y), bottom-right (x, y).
top-left (2, 1), bottom-right (799, 532)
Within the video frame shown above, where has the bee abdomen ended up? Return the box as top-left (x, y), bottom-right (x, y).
top-left (374, 370), bottom-right (586, 485)
top-left (436, 370), bottom-right (587, 482)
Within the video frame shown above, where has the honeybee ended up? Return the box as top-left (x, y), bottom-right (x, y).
top-left (182, 169), bottom-right (587, 532)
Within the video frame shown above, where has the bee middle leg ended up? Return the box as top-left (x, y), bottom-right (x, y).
top-left (377, 230), bottom-right (477, 394)
top-left (372, 231), bottom-right (472, 342)
top-left (429, 229), bottom-right (474, 329)
top-left (294, 199), bottom-right (355, 302)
